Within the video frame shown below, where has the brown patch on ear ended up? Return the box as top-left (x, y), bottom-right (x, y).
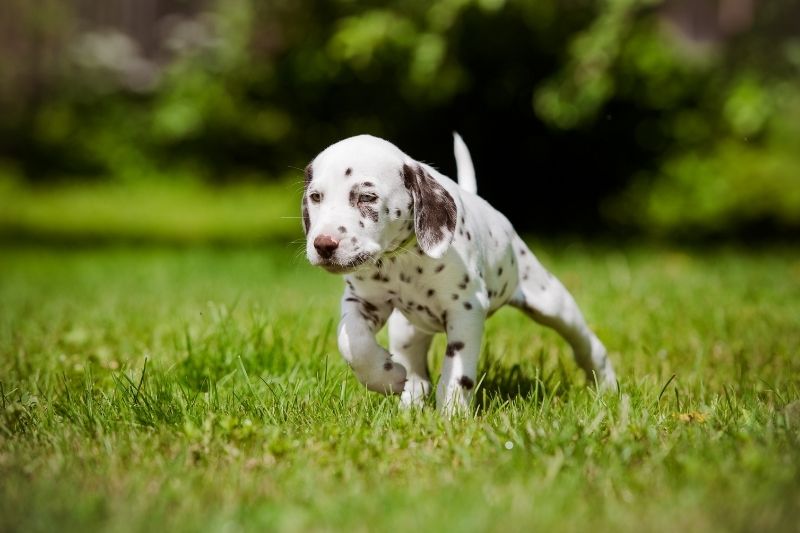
top-left (302, 198), bottom-right (310, 234)
top-left (402, 163), bottom-right (457, 257)
top-left (302, 163), bottom-right (313, 234)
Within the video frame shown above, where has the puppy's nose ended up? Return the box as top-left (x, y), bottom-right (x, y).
top-left (313, 234), bottom-right (340, 259)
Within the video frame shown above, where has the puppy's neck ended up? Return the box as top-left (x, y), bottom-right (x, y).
top-left (383, 233), bottom-right (418, 258)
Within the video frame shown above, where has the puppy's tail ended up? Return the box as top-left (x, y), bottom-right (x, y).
top-left (453, 132), bottom-right (477, 195)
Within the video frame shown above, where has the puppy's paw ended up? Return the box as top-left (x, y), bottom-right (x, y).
top-left (364, 360), bottom-right (408, 395)
top-left (399, 377), bottom-right (432, 409)
top-left (587, 337), bottom-right (618, 393)
top-left (596, 366), bottom-right (618, 393)
top-left (436, 381), bottom-right (473, 418)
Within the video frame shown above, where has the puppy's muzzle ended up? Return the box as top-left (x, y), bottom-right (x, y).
top-left (313, 234), bottom-right (340, 259)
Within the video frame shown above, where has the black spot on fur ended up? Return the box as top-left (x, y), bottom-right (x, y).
top-left (466, 231), bottom-right (471, 240)
top-left (435, 264), bottom-right (445, 273)
top-left (372, 273), bottom-right (381, 281)
top-left (395, 209), bottom-right (402, 217)
top-left (452, 294), bottom-right (459, 300)
top-left (427, 289), bottom-right (435, 297)
top-left (359, 221), bottom-right (364, 228)
top-left (351, 236), bottom-right (358, 243)
top-left (361, 206), bottom-right (379, 222)
top-left (464, 302), bottom-right (473, 310)
top-left (338, 226), bottom-right (347, 234)
top-left (345, 167), bottom-right (352, 176)
top-left (458, 376), bottom-right (474, 390)
top-left (349, 183), bottom-right (379, 222)
top-left (384, 362), bottom-right (393, 371)
top-left (384, 207), bottom-right (389, 215)
top-left (498, 267), bottom-right (503, 276)
top-left (417, 266), bottom-right (424, 274)
top-left (446, 341), bottom-right (464, 357)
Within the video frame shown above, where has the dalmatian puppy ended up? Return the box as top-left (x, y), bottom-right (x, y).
top-left (302, 134), bottom-right (616, 415)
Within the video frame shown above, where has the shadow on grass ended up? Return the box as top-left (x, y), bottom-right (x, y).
top-left (475, 355), bottom-right (572, 413)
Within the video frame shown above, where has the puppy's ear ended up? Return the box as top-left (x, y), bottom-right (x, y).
top-left (402, 163), bottom-right (457, 259)
top-left (302, 163), bottom-right (312, 235)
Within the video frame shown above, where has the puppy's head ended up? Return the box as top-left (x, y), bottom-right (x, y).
top-left (303, 135), bottom-right (457, 273)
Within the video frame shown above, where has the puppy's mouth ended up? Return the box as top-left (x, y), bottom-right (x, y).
top-left (318, 252), bottom-right (374, 274)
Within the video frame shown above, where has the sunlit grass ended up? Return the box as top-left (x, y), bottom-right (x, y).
top-left (1, 243), bottom-right (799, 532)
top-left (0, 179), bottom-right (302, 244)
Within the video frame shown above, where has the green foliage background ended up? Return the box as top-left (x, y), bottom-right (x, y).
top-left (1, 0), bottom-right (799, 238)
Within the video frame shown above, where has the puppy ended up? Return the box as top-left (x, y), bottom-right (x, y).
top-left (302, 134), bottom-right (616, 415)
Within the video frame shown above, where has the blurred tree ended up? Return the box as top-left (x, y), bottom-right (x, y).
top-left (0, 0), bottom-right (798, 237)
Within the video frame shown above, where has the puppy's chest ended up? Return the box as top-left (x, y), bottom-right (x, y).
top-left (351, 255), bottom-right (462, 330)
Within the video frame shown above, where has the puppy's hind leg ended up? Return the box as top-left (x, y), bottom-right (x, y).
top-left (388, 310), bottom-right (433, 408)
top-left (509, 239), bottom-right (617, 390)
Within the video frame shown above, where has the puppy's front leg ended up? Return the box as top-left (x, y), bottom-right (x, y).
top-left (337, 294), bottom-right (407, 394)
top-left (388, 310), bottom-right (433, 409)
top-left (437, 309), bottom-right (486, 416)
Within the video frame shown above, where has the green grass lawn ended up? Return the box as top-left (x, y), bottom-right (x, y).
top-left (1, 243), bottom-right (799, 532)
top-left (0, 179), bottom-right (301, 244)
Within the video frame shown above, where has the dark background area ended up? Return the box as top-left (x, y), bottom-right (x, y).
top-left (1, 0), bottom-right (799, 240)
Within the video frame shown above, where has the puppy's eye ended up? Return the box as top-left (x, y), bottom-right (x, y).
top-left (358, 193), bottom-right (378, 203)
top-left (309, 192), bottom-right (322, 203)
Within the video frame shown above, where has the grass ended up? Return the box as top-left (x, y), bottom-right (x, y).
top-left (0, 179), bottom-right (301, 244)
top-left (1, 242), bottom-right (799, 532)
